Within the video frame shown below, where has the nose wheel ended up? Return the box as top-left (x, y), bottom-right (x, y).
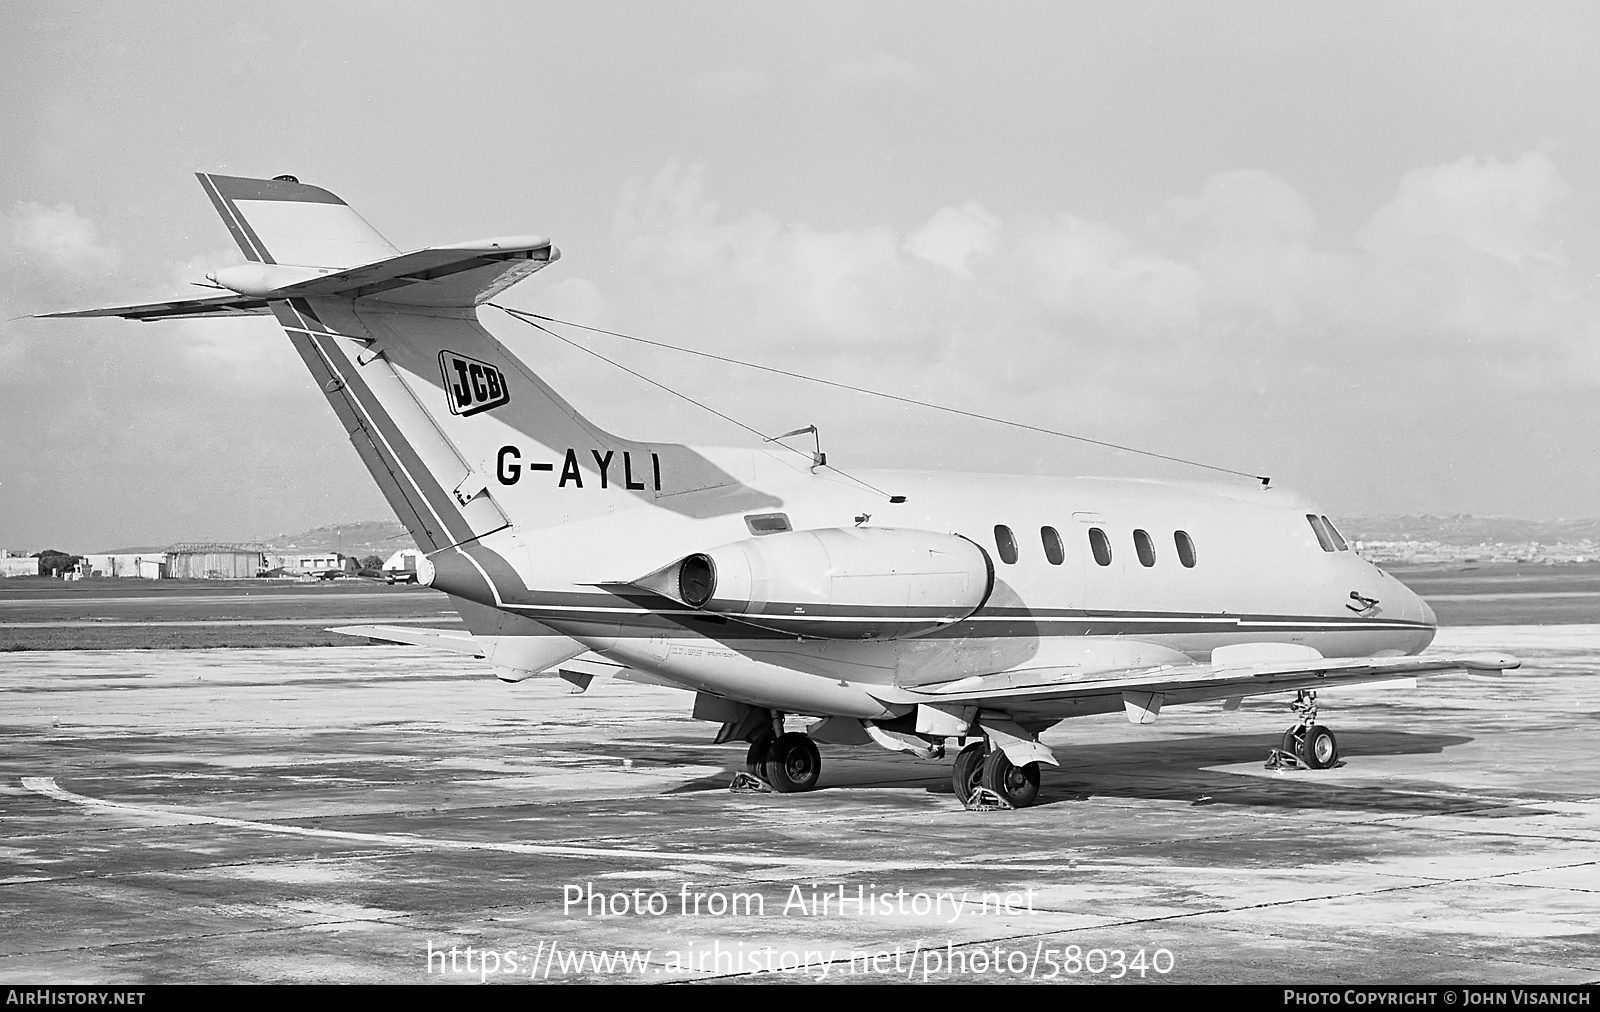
top-left (1267, 691), bottom-right (1341, 770)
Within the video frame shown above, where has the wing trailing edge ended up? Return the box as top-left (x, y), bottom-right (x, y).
top-left (872, 651), bottom-right (1520, 711)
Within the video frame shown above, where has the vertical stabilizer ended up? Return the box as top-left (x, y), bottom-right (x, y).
top-left (197, 173), bottom-right (400, 267)
top-left (196, 175), bottom-right (775, 560)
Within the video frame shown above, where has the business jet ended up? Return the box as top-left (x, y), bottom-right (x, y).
top-left (44, 173), bottom-right (1518, 809)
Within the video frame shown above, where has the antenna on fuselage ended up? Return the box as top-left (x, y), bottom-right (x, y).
top-left (768, 424), bottom-right (826, 472)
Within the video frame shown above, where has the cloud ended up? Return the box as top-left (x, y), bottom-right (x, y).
top-left (1154, 169), bottom-right (1318, 251)
top-left (1359, 151), bottom-right (1571, 264)
top-left (590, 155), bottom-right (1600, 500)
top-left (7, 201), bottom-right (120, 277)
top-left (904, 202), bottom-right (1001, 279)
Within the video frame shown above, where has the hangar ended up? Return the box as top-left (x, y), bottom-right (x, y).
top-left (163, 543), bottom-right (266, 580)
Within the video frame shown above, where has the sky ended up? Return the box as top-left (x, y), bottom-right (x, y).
top-left (4, 2), bottom-right (1600, 550)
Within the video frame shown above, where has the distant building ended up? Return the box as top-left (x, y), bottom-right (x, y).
top-left (81, 553), bottom-right (165, 579)
top-left (164, 543), bottom-right (265, 580)
top-left (264, 551), bottom-right (344, 575)
top-left (0, 551), bottom-right (38, 578)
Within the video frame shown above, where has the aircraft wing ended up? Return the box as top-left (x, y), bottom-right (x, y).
top-left (326, 624), bottom-right (676, 693)
top-left (39, 293), bottom-right (274, 321)
top-left (875, 651), bottom-right (1520, 723)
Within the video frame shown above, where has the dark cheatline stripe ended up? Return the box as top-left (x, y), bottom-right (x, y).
top-left (271, 302), bottom-right (452, 552)
top-left (479, 592), bottom-right (1432, 642)
top-left (469, 585), bottom-right (1431, 632)
top-left (288, 303), bottom-right (476, 550)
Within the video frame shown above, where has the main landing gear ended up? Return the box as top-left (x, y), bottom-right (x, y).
top-left (951, 740), bottom-right (1041, 811)
top-left (1266, 689), bottom-right (1341, 770)
top-left (733, 724), bottom-right (823, 794)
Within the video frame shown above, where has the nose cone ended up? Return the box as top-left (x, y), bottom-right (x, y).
top-left (1403, 584), bottom-right (1437, 653)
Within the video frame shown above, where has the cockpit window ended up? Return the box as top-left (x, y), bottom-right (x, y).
top-left (745, 513), bottom-right (791, 536)
top-left (1041, 526), bottom-right (1065, 565)
top-left (994, 525), bottom-right (1019, 565)
top-left (1306, 514), bottom-right (1337, 552)
top-left (1321, 516), bottom-right (1349, 551)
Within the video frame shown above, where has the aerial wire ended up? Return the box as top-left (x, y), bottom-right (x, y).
top-left (488, 304), bottom-right (1271, 489)
top-left (489, 306), bottom-right (900, 501)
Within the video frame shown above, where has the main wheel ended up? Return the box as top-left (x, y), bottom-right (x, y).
top-left (763, 732), bottom-right (821, 792)
top-left (1281, 727), bottom-right (1303, 754)
top-left (1296, 724), bottom-right (1339, 770)
top-left (745, 735), bottom-right (773, 778)
top-left (951, 742), bottom-right (987, 805)
top-left (980, 749), bottom-right (1041, 808)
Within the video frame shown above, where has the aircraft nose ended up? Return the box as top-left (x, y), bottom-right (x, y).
top-left (1418, 594), bottom-right (1437, 629)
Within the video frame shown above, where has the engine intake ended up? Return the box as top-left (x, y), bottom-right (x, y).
top-left (633, 527), bottom-right (994, 640)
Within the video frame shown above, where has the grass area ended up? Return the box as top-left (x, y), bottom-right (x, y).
top-left (0, 578), bottom-right (459, 650)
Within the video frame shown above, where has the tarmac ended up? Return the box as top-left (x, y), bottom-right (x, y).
top-left (1, 626), bottom-right (1597, 984)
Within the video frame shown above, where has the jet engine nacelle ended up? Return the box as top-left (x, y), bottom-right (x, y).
top-left (632, 527), bottom-right (994, 640)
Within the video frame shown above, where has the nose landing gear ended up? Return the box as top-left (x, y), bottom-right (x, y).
top-left (1266, 690), bottom-right (1341, 770)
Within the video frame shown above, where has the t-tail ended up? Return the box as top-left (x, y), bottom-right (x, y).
top-left (44, 173), bottom-right (758, 556)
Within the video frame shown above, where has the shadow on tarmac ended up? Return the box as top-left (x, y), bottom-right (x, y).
top-left (664, 729), bottom-right (1543, 820)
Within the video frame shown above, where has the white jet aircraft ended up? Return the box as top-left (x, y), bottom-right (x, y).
top-left (46, 174), bottom-right (1519, 809)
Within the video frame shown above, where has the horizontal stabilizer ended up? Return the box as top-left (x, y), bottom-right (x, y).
top-left (38, 292), bottom-right (274, 322)
top-left (41, 236), bottom-right (560, 323)
top-left (211, 236), bottom-right (559, 307)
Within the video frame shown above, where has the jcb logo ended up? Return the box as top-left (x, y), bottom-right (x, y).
top-left (439, 351), bottom-right (510, 417)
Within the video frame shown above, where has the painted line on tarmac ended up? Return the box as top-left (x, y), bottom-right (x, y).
top-left (19, 776), bottom-right (974, 871)
top-left (1425, 591), bottom-right (1600, 601)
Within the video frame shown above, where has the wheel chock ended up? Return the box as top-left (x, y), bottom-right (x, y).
top-left (961, 786), bottom-right (1014, 812)
top-left (1264, 747), bottom-right (1305, 771)
top-left (729, 771), bottom-right (774, 794)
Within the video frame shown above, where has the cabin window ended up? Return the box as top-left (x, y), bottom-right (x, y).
top-left (1041, 526), bottom-right (1065, 565)
top-left (994, 525), bottom-right (1019, 564)
top-left (1088, 527), bottom-right (1112, 566)
top-left (1306, 514), bottom-right (1337, 552)
top-left (1321, 516), bottom-right (1349, 551)
top-left (744, 512), bottom-right (791, 536)
top-left (1174, 530), bottom-right (1196, 568)
top-left (1133, 529), bottom-right (1156, 567)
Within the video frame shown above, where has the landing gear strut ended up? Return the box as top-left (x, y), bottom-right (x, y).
top-left (1266, 690), bottom-right (1341, 770)
top-left (951, 740), bottom-right (1041, 810)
